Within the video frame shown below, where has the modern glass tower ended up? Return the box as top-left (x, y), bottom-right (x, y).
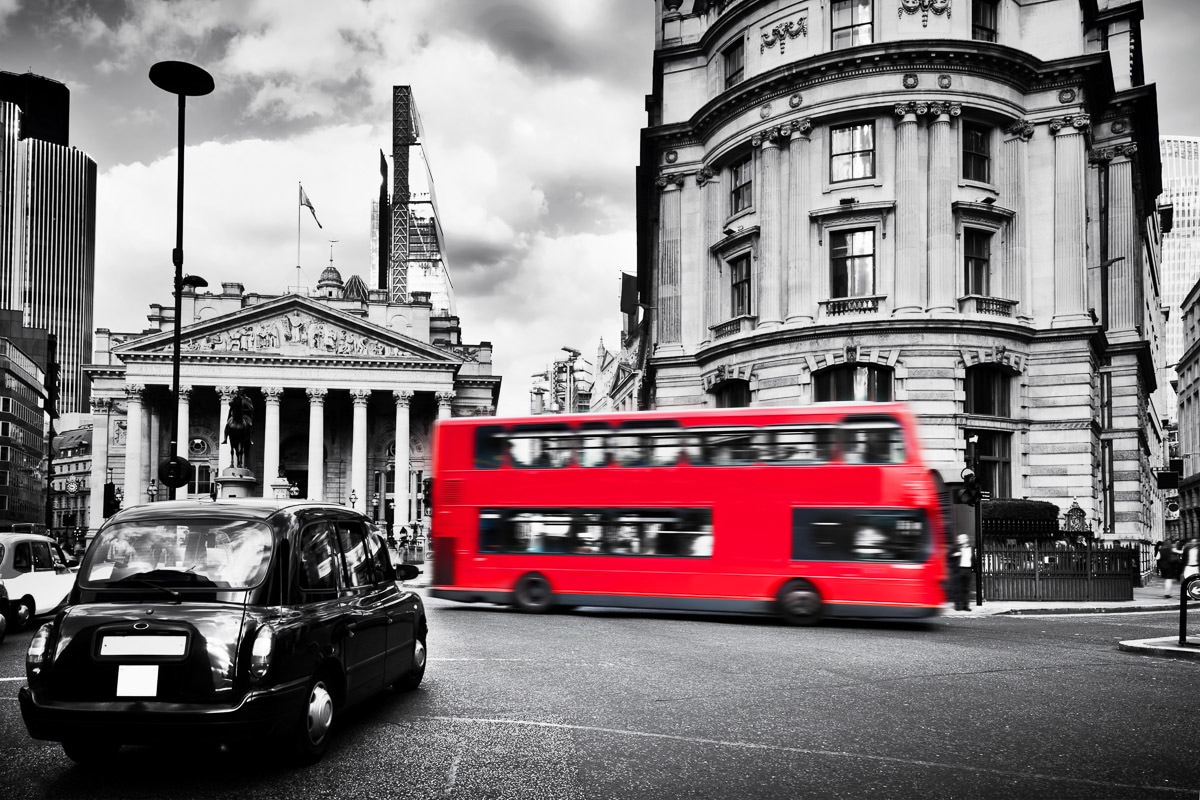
top-left (0, 71), bottom-right (97, 415)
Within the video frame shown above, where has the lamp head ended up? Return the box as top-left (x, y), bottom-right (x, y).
top-left (149, 61), bottom-right (215, 97)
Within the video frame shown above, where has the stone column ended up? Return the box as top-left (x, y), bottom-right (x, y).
top-left (436, 391), bottom-right (455, 420)
top-left (123, 384), bottom-right (145, 506)
top-left (217, 386), bottom-right (237, 472)
top-left (89, 397), bottom-right (110, 527)
top-left (1051, 115), bottom-right (1091, 327)
top-left (306, 387), bottom-right (327, 501)
top-left (786, 118), bottom-right (814, 324)
top-left (261, 387), bottom-right (284, 496)
top-left (926, 102), bottom-right (959, 315)
top-left (351, 388), bottom-right (370, 512)
top-left (893, 104), bottom-right (924, 316)
top-left (655, 174), bottom-right (684, 351)
top-left (394, 390), bottom-right (413, 526)
top-left (698, 167), bottom-right (721, 343)
top-left (755, 130), bottom-right (783, 329)
top-left (175, 386), bottom-right (191, 460)
top-left (1105, 146), bottom-right (1140, 333)
top-left (1002, 119), bottom-right (1034, 322)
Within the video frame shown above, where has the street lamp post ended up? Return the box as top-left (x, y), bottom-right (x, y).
top-left (147, 479), bottom-right (158, 502)
top-left (149, 61), bottom-right (214, 500)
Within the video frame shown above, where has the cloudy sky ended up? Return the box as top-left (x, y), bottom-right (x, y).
top-left (0, 0), bottom-right (1195, 417)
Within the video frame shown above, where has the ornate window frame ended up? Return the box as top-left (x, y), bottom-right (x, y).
top-left (953, 200), bottom-right (1015, 314)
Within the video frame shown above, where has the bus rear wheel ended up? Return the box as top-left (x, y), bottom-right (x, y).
top-left (776, 579), bottom-right (822, 626)
top-left (513, 573), bottom-right (554, 613)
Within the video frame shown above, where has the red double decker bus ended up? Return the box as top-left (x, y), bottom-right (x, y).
top-left (428, 403), bottom-right (949, 624)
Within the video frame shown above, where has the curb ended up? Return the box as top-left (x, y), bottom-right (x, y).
top-left (990, 602), bottom-right (1200, 616)
top-left (1118, 637), bottom-right (1200, 661)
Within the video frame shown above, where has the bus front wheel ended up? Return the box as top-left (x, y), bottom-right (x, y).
top-left (513, 573), bottom-right (554, 613)
top-left (776, 579), bottom-right (822, 626)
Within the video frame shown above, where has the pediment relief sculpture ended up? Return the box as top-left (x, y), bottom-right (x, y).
top-left (181, 311), bottom-right (406, 357)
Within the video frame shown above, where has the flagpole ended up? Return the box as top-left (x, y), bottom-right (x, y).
top-left (296, 182), bottom-right (302, 293)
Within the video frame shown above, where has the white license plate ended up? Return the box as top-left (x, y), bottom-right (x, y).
top-left (116, 664), bottom-right (159, 697)
top-left (100, 635), bottom-right (187, 657)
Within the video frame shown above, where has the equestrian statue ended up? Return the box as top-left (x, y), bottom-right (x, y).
top-left (223, 389), bottom-right (255, 470)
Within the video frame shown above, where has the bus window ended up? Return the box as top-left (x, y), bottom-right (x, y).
top-left (508, 423), bottom-right (572, 468)
top-left (699, 428), bottom-right (758, 466)
top-left (650, 434), bottom-right (701, 467)
top-left (474, 425), bottom-right (506, 469)
top-left (767, 427), bottom-right (834, 463)
top-left (611, 420), bottom-right (681, 467)
top-left (793, 509), bottom-right (928, 562)
top-left (578, 421), bottom-right (612, 468)
top-left (840, 416), bottom-right (906, 464)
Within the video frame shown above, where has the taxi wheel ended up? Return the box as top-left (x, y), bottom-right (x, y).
top-left (513, 572), bottom-right (553, 613)
top-left (63, 739), bottom-right (120, 766)
top-left (776, 579), bottom-right (823, 626)
top-left (292, 677), bottom-right (335, 763)
top-left (393, 633), bottom-right (427, 692)
top-left (8, 597), bottom-right (33, 631)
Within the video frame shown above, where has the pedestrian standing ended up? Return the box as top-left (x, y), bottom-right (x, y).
top-left (1162, 538), bottom-right (1185, 598)
top-left (949, 533), bottom-right (973, 611)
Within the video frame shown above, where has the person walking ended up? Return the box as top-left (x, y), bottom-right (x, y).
top-left (1162, 538), bottom-right (1185, 598)
top-left (949, 533), bottom-right (974, 611)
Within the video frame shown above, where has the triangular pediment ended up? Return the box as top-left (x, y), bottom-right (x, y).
top-left (115, 295), bottom-right (459, 364)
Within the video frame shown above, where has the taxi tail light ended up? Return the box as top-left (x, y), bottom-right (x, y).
top-left (250, 624), bottom-right (275, 679)
top-left (27, 622), bottom-right (54, 671)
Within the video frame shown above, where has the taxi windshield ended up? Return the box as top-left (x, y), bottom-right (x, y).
top-left (80, 520), bottom-right (273, 590)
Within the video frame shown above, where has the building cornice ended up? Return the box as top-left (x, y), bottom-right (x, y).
top-left (646, 43), bottom-right (1113, 147)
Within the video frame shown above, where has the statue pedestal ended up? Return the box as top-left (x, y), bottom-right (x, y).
top-left (216, 467), bottom-right (257, 499)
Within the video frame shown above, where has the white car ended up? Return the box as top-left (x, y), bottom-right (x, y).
top-left (0, 533), bottom-right (77, 630)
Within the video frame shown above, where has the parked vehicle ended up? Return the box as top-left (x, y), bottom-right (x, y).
top-left (0, 532), bottom-right (78, 631)
top-left (19, 498), bottom-right (427, 764)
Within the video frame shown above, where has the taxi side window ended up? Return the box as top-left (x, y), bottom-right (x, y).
top-left (13, 542), bottom-right (31, 572)
top-left (338, 521), bottom-right (386, 588)
top-left (299, 523), bottom-right (344, 595)
top-left (32, 541), bottom-right (54, 570)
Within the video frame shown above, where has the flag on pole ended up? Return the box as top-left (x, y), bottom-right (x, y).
top-left (299, 184), bottom-right (322, 229)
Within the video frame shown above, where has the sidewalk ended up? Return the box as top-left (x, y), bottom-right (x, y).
top-left (950, 575), bottom-right (1200, 661)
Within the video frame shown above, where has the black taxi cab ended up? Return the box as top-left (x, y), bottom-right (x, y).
top-left (19, 498), bottom-right (427, 765)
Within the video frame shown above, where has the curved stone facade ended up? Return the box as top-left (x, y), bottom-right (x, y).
top-left (635, 0), bottom-right (1166, 540)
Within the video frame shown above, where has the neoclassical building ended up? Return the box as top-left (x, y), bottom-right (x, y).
top-left (631, 0), bottom-right (1167, 540)
top-left (84, 269), bottom-right (500, 534)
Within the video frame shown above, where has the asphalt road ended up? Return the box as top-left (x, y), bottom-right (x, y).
top-left (1, 597), bottom-right (1197, 800)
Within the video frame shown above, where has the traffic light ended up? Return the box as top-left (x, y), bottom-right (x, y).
top-left (102, 483), bottom-right (119, 517)
top-left (958, 468), bottom-right (981, 506)
top-left (421, 478), bottom-right (433, 508)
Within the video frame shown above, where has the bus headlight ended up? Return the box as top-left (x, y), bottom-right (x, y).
top-left (250, 624), bottom-right (275, 680)
top-left (27, 622), bottom-right (54, 674)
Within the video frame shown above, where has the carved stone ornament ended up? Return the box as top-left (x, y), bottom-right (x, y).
top-left (789, 93), bottom-right (803, 108)
top-left (1058, 88), bottom-right (1077, 104)
top-left (937, 74), bottom-right (952, 89)
top-left (696, 166), bottom-right (716, 186)
top-left (793, 117), bottom-right (813, 136)
top-left (928, 101), bottom-right (961, 118)
top-left (664, 150), bottom-right (678, 164)
top-left (895, 101), bottom-right (934, 118)
top-left (759, 103), bottom-right (772, 119)
top-left (902, 73), bottom-right (919, 89)
top-left (1110, 120), bottom-right (1128, 135)
top-left (898, 0), bottom-right (951, 27)
top-left (1004, 119), bottom-right (1035, 141)
top-left (182, 311), bottom-right (407, 358)
top-left (760, 17), bottom-right (808, 54)
top-left (1089, 143), bottom-right (1138, 164)
top-left (656, 173), bottom-right (686, 190)
top-left (1050, 114), bottom-right (1091, 133)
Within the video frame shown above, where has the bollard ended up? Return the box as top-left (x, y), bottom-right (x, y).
top-left (1179, 575), bottom-right (1200, 647)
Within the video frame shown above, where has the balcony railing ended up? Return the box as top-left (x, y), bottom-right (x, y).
top-left (959, 295), bottom-right (1018, 317)
top-left (820, 296), bottom-right (883, 317)
top-left (709, 315), bottom-right (757, 340)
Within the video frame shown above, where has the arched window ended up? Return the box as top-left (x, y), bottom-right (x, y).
top-left (712, 380), bottom-right (751, 408)
top-left (965, 364), bottom-right (1011, 417)
top-left (813, 364), bottom-right (892, 402)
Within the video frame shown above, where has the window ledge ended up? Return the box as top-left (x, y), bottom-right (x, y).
top-left (819, 296), bottom-right (885, 317)
top-left (710, 225), bottom-right (760, 256)
top-left (710, 315), bottom-right (758, 340)
top-left (959, 295), bottom-right (1017, 317)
